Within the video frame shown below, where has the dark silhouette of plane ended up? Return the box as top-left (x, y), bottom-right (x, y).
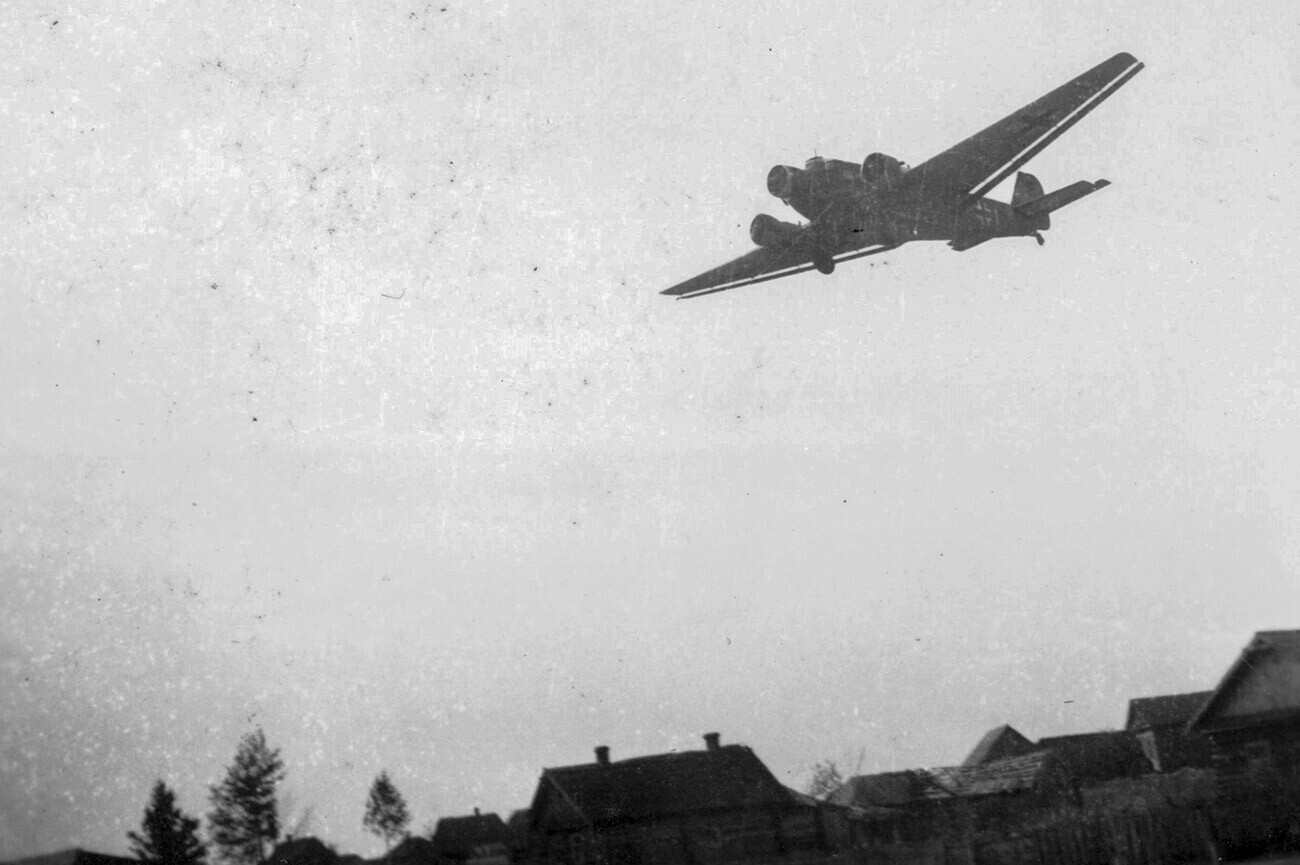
top-left (662, 53), bottom-right (1144, 299)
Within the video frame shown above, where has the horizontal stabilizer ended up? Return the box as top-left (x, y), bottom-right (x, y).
top-left (1014, 179), bottom-right (1110, 217)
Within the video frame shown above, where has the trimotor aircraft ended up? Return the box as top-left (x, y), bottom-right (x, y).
top-left (662, 52), bottom-right (1144, 299)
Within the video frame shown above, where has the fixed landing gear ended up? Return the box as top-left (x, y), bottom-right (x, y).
top-left (814, 254), bottom-right (836, 275)
top-left (1034, 232), bottom-right (1046, 246)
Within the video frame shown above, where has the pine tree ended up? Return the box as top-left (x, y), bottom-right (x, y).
top-left (362, 770), bottom-right (411, 851)
top-left (208, 728), bottom-right (287, 865)
top-left (129, 780), bottom-right (208, 865)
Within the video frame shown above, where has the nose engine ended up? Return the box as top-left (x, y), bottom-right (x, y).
top-left (750, 213), bottom-right (801, 247)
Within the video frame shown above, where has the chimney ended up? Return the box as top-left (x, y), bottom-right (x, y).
top-left (704, 732), bottom-right (721, 751)
top-left (595, 745), bottom-right (611, 765)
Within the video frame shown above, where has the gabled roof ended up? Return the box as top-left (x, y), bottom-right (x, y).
top-left (432, 812), bottom-right (510, 857)
top-left (923, 750), bottom-right (1063, 798)
top-left (1125, 692), bottom-right (1213, 731)
top-left (963, 725), bottom-right (1035, 766)
top-left (829, 770), bottom-right (945, 808)
top-left (531, 743), bottom-right (797, 827)
top-left (1190, 630), bottom-right (1300, 731)
top-left (1036, 731), bottom-right (1146, 783)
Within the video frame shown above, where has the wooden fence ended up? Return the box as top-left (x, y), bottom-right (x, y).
top-left (972, 809), bottom-right (1215, 865)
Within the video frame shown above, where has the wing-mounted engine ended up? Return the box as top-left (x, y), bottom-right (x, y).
top-left (861, 152), bottom-right (910, 187)
top-left (749, 213), bottom-right (802, 247)
top-left (767, 165), bottom-right (809, 203)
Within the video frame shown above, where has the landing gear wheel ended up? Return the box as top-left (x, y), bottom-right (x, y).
top-left (1034, 232), bottom-right (1046, 247)
top-left (814, 255), bottom-right (836, 275)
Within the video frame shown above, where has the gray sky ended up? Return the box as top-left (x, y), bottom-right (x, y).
top-left (2, 0), bottom-right (1298, 858)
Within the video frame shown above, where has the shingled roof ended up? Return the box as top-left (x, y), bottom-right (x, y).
top-left (923, 750), bottom-right (1064, 798)
top-left (530, 735), bottom-right (798, 828)
top-left (1125, 692), bottom-right (1213, 731)
top-left (963, 725), bottom-right (1035, 767)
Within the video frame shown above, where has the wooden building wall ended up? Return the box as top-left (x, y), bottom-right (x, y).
top-left (529, 806), bottom-right (835, 865)
top-left (1206, 718), bottom-right (1300, 802)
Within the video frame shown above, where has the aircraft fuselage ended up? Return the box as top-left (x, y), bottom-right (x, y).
top-left (772, 155), bottom-right (1048, 256)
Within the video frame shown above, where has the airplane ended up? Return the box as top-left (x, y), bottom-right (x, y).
top-left (662, 52), bottom-right (1144, 299)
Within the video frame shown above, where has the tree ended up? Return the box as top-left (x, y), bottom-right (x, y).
top-left (129, 780), bottom-right (208, 865)
top-left (208, 728), bottom-right (287, 865)
top-left (362, 770), bottom-right (411, 851)
top-left (804, 759), bottom-right (844, 799)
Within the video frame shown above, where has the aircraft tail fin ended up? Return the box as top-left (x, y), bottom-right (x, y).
top-left (1014, 178), bottom-right (1111, 218)
top-left (1011, 172), bottom-right (1045, 210)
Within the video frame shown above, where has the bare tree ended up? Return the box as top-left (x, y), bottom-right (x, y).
top-left (804, 759), bottom-right (844, 799)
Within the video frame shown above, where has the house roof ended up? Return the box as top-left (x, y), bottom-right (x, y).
top-left (923, 750), bottom-right (1062, 798)
top-left (532, 742), bottom-right (797, 827)
top-left (828, 770), bottom-right (943, 808)
top-left (269, 838), bottom-right (339, 865)
top-left (1125, 692), bottom-right (1213, 731)
top-left (1190, 630), bottom-right (1300, 731)
top-left (1035, 731), bottom-right (1146, 783)
top-left (963, 725), bottom-right (1035, 766)
top-left (432, 812), bottom-right (510, 857)
top-left (388, 836), bottom-right (438, 865)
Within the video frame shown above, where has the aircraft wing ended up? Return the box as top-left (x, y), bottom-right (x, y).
top-left (661, 243), bottom-right (896, 300)
top-left (901, 52), bottom-right (1144, 209)
top-left (661, 244), bottom-right (817, 298)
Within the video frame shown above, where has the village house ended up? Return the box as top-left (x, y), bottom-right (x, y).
top-left (830, 748), bottom-right (1076, 840)
top-left (1189, 630), bottom-right (1300, 800)
top-left (387, 836), bottom-right (440, 865)
top-left (1187, 629), bottom-right (1300, 856)
top-left (269, 838), bottom-right (341, 865)
top-left (964, 723), bottom-right (1146, 785)
top-left (432, 810), bottom-right (512, 865)
top-left (524, 733), bottom-right (845, 865)
top-left (962, 725), bottom-right (1035, 767)
top-left (1034, 730), bottom-right (1148, 785)
top-left (925, 750), bottom-right (1076, 828)
top-left (1125, 691), bottom-right (1215, 772)
top-left (507, 810), bottom-right (534, 862)
top-left (827, 769), bottom-right (950, 841)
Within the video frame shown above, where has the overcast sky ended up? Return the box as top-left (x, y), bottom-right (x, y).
top-left (3, 0), bottom-right (1299, 859)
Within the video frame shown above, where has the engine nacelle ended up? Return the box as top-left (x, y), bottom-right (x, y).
top-left (766, 165), bottom-right (809, 202)
top-left (750, 213), bottom-right (801, 247)
top-left (862, 152), bottom-right (910, 185)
